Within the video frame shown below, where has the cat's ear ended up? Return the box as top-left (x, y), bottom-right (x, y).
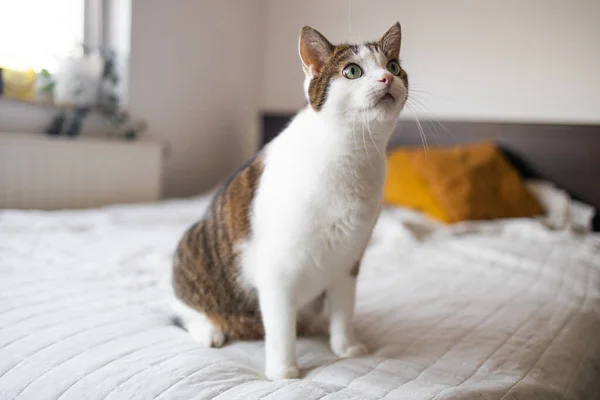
top-left (379, 22), bottom-right (402, 58)
top-left (299, 26), bottom-right (334, 77)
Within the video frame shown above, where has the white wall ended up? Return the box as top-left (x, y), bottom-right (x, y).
top-left (263, 0), bottom-right (600, 123)
top-left (2, 0), bottom-right (598, 199)
top-left (128, 0), bottom-right (264, 198)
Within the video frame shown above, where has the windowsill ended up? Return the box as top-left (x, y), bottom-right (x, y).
top-left (0, 96), bottom-right (94, 110)
top-left (0, 131), bottom-right (157, 146)
top-left (0, 96), bottom-right (127, 113)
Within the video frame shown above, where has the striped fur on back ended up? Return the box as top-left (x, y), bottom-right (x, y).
top-left (172, 155), bottom-right (323, 340)
top-left (172, 155), bottom-right (265, 339)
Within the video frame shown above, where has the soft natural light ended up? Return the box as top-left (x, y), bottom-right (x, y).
top-left (0, 0), bottom-right (84, 72)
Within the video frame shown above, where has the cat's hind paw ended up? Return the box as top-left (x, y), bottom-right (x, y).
top-left (187, 321), bottom-right (226, 348)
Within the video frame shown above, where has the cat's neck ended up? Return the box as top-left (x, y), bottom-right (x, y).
top-left (297, 106), bottom-right (397, 154)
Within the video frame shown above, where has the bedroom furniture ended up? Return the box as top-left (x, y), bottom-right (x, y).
top-left (0, 132), bottom-right (162, 209)
top-left (263, 114), bottom-right (600, 230)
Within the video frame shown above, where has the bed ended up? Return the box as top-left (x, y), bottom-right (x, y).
top-left (1, 117), bottom-right (600, 399)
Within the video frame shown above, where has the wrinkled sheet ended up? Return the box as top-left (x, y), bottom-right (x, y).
top-left (1, 194), bottom-right (599, 400)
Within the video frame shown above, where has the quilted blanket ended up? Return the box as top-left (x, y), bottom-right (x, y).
top-left (1, 195), bottom-right (599, 400)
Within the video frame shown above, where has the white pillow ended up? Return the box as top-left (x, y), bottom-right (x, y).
top-left (526, 180), bottom-right (596, 232)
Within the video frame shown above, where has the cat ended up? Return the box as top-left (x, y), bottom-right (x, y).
top-left (172, 22), bottom-right (408, 380)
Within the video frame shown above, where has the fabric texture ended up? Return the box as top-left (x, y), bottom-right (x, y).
top-left (384, 149), bottom-right (449, 222)
top-left (527, 180), bottom-right (596, 233)
top-left (1, 194), bottom-right (599, 399)
top-left (384, 142), bottom-right (544, 223)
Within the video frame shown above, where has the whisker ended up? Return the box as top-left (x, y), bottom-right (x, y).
top-left (408, 88), bottom-right (430, 93)
top-left (414, 115), bottom-right (430, 156)
top-left (408, 87), bottom-right (458, 105)
top-left (407, 99), bottom-right (441, 147)
top-left (360, 111), bottom-right (374, 169)
top-left (360, 113), bottom-right (368, 155)
top-left (428, 119), bottom-right (442, 147)
top-left (407, 93), bottom-right (432, 104)
top-left (406, 104), bottom-right (429, 155)
top-left (407, 97), bottom-right (458, 144)
top-left (407, 88), bottom-right (435, 96)
top-left (407, 93), bottom-right (439, 108)
top-left (352, 110), bottom-right (358, 151)
top-left (364, 110), bottom-right (382, 156)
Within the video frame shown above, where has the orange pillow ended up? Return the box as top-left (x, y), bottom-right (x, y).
top-left (384, 142), bottom-right (543, 223)
top-left (384, 150), bottom-right (451, 222)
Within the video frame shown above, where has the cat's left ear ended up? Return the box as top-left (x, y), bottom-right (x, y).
top-left (299, 26), bottom-right (334, 77)
top-left (379, 22), bottom-right (402, 58)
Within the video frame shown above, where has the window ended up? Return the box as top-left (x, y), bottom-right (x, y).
top-left (0, 0), bottom-right (85, 72)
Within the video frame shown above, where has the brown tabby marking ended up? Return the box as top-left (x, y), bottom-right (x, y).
top-left (173, 155), bottom-right (265, 340)
top-left (308, 44), bottom-right (355, 111)
top-left (173, 155), bottom-right (325, 341)
top-left (365, 42), bottom-right (381, 53)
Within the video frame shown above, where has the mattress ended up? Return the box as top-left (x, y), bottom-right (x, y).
top-left (1, 193), bottom-right (600, 400)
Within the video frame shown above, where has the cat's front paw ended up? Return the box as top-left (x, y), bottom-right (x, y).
top-left (331, 339), bottom-right (368, 358)
top-left (265, 364), bottom-right (300, 380)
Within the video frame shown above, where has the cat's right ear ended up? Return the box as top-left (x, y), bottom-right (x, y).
top-left (299, 26), bottom-right (334, 77)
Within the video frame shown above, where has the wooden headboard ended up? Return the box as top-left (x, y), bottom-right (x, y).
top-left (262, 113), bottom-right (600, 230)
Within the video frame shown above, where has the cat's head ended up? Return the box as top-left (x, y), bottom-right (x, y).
top-left (299, 23), bottom-right (408, 123)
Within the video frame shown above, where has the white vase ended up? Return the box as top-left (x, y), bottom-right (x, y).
top-left (53, 54), bottom-right (104, 106)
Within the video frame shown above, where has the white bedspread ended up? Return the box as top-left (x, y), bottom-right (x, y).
top-left (1, 194), bottom-right (599, 400)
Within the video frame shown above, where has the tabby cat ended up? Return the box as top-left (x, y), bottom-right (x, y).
top-left (172, 22), bottom-right (408, 380)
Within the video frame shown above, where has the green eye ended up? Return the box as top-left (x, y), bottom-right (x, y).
top-left (386, 60), bottom-right (401, 76)
top-left (342, 63), bottom-right (362, 79)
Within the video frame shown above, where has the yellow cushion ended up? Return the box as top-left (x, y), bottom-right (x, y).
top-left (384, 142), bottom-right (544, 223)
top-left (1, 68), bottom-right (36, 100)
top-left (384, 150), bottom-right (451, 222)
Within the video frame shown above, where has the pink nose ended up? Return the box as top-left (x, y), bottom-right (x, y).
top-left (378, 73), bottom-right (394, 87)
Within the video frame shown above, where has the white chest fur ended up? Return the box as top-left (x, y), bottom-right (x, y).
top-left (242, 108), bottom-right (394, 305)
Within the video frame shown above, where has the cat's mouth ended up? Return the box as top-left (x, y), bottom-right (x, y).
top-left (376, 92), bottom-right (395, 105)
